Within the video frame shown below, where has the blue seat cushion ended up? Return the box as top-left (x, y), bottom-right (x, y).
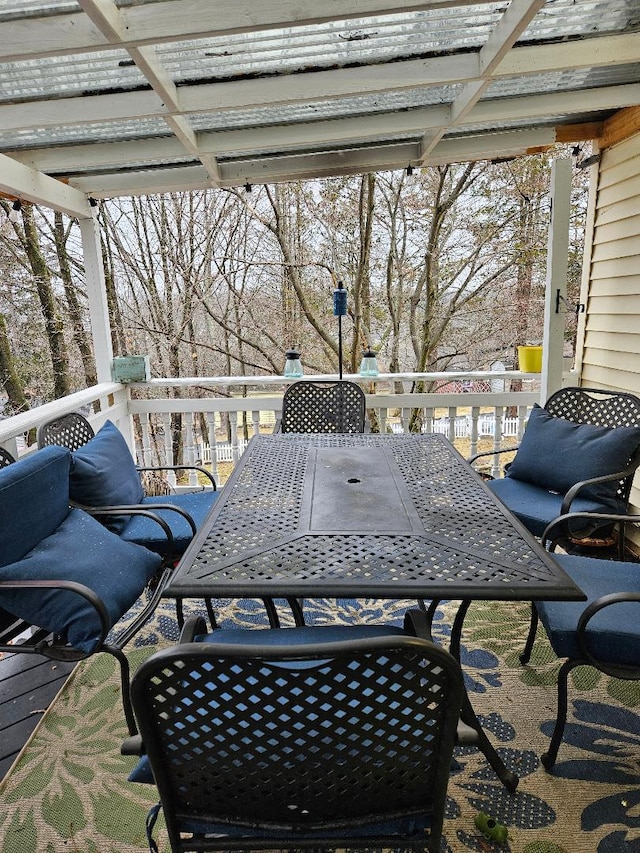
top-left (128, 623), bottom-right (408, 784)
top-left (0, 446), bottom-right (71, 566)
top-left (0, 507), bottom-right (162, 653)
top-left (487, 477), bottom-right (608, 537)
top-left (177, 812), bottom-right (432, 841)
top-left (506, 405), bottom-right (640, 510)
top-left (119, 491), bottom-right (218, 556)
top-left (537, 553), bottom-right (640, 665)
top-left (191, 623), bottom-right (407, 645)
top-left (69, 420), bottom-right (145, 534)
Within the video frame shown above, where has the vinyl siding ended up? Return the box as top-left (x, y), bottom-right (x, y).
top-left (580, 127), bottom-right (640, 531)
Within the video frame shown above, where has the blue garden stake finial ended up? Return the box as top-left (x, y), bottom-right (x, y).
top-left (333, 282), bottom-right (347, 380)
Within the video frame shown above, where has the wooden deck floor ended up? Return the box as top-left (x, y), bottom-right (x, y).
top-left (0, 653), bottom-right (75, 780)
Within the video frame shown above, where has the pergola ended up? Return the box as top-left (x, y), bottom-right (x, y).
top-left (1, 0), bottom-right (639, 386)
top-left (2, 1), bottom-right (638, 203)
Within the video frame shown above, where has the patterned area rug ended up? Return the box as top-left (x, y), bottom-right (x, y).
top-left (0, 596), bottom-right (638, 853)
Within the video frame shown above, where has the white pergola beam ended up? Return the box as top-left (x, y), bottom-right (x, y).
top-left (67, 127), bottom-right (554, 195)
top-left (0, 54), bottom-right (478, 133)
top-left (0, 153), bottom-right (92, 218)
top-left (12, 83), bottom-right (638, 180)
top-left (77, 0), bottom-right (222, 185)
top-left (68, 165), bottom-right (213, 197)
top-left (2, 32), bottom-right (636, 135)
top-left (212, 128), bottom-right (559, 183)
top-left (422, 0), bottom-right (546, 158)
top-left (427, 127), bottom-right (557, 164)
top-left (0, 91), bottom-right (167, 134)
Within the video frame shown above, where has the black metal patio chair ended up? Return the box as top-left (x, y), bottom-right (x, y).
top-left (280, 379), bottom-right (367, 433)
top-left (0, 445), bottom-right (165, 734)
top-left (0, 447), bottom-right (16, 468)
top-left (37, 413), bottom-right (218, 562)
top-left (520, 510), bottom-right (640, 769)
top-left (469, 387), bottom-right (640, 557)
top-left (277, 379), bottom-right (367, 621)
top-left (123, 608), bottom-right (463, 853)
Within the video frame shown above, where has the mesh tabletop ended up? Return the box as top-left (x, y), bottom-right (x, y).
top-left (164, 433), bottom-right (584, 602)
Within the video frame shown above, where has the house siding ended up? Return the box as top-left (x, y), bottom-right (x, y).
top-left (579, 120), bottom-right (640, 534)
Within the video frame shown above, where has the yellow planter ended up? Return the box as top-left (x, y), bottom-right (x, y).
top-left (517, 345), bottom-right (543, 372)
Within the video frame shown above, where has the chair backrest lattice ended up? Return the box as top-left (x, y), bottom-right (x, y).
top-left (545, 387), bottom-right (640, 431)
top-left (37, 412), bottom-right (95, 451)
top-left (131, 636), bottom-right (462, 851)
top-left (281, 380), bottom-right (366, 434)
top-left (544, 386), bottom-right (640, 502)
top-left (0, 448), bottom-right (16, 468)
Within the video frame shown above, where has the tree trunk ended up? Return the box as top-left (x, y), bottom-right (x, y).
top-left (19, 204), bottom-right (71, 398)
top-left (54, 212), bottom-right (97, 386)
top-left (0, 313), bottom-right (29, 414)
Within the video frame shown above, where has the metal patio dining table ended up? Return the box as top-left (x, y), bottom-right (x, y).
top-left (164, 431), bottom-right (585, 791)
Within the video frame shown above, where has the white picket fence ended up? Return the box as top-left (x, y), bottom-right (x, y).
top-left (199, 413), bottom-right (519, 464)
top-left (200, 439), bottom-right (250, 464)
top-left (429, 413), bottom-right (520, 438)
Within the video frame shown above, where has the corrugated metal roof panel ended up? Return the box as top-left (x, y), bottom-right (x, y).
top-left (0, 117), bottom-right (171, 150)
top-left (0, 50), bottom-right (148, 102)
top-left (0, 1), bottom-right (637, 197)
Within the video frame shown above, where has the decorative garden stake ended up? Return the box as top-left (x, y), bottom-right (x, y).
top-left (333, 283), bottom-right (347, 379)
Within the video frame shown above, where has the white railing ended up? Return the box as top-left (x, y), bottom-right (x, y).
top-left (203, 412), bottom-right (520, 464)
top-left (0, 371), bottom-right (549, 485)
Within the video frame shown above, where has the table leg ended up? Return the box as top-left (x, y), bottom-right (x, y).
top-left (450, 599), bottom-right (519, 793)
top-left (262, 598), bottom-right (281, 627)
top-left (287, 598), bottom-right (305, 626)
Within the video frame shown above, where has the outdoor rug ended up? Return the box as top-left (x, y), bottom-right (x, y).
top-left (0, 596), bottom-right (638, 853)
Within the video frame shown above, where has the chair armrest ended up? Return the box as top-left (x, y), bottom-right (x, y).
top-left (577, 591), bottom-right (640, 675)
top-left (542, 511), bottom-right (640, 551)
top-left (403, 608), bottom-right (435, 642)
top-left (467, 446), bottom-right (520, 464)
top-left (467, 446), bottom-right (520, 479)
top-left (561, 462), bottom-right (638, 515)
top-left (136, 502), bottom-right (198, 536)
top-left (179, 614), bottom-right (208, 643)
top-left (138, 464), bottom-right (216, 489)
top-left (0, 578), bottom-right (110, 657)
top-left (121, 734), bottom-right (144, 756)
top-left (71, 502), bottom-right (178, 546)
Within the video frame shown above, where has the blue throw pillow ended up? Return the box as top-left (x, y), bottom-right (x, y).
top-left (69, 420), bottom-right (144, 533)
top-left (0, 446), bottom-right (72, 567)
top-left (0, 507), bottom-right (162, 653)
top-left (507, 405), bottom-right (640, 508)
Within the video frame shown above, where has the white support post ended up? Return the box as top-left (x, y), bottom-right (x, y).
top-left (229, 411), bottom-right (239, 463)
top-left (78, 216), bottom-right (113, 384)
top-left (470, 406), bottom-right (480, 458)
top-left (185, 415), bottom-right (199, 487)
top-left (541, 158), bottom-right (572, 403)
top-left (491, 406), bottom-right (504, 478)
top-left (139, 413), bottom-right (152, 466)
top-left (205, 413), bottom-right (220, 484)
top-left (448, 406), bottom-right (456, 442)
top-left (161, 412), bottom-right (177, 487)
